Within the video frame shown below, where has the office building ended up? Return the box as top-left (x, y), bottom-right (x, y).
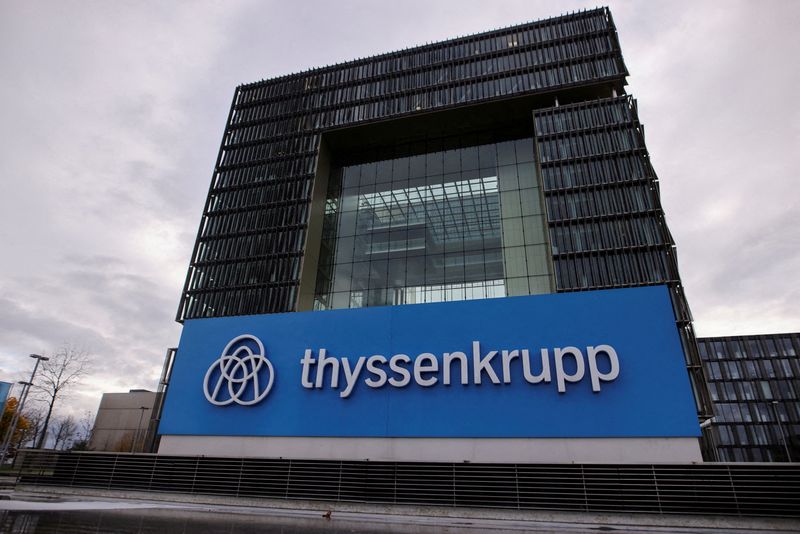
top-left (161, 7), bottom-right (712, 463)
top-left (89, 390), bottom-right (160, 453)
top-left (699, 333), bottom-right (799, 462)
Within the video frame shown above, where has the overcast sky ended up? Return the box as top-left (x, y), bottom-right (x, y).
top-left (1, 0), bottom-right (798, 417)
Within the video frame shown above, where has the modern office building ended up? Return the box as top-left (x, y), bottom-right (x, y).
top-left (699, 333), bottom-right (799, 462)
top-left (89, 390), bottom-right (161, 453)
top-left (161, 7), bottom-right (713, 462)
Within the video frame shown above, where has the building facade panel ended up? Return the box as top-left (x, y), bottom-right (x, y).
top-left (699, 333), bottom-right (800, 462)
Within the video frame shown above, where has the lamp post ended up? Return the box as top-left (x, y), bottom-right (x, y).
top-left (0, 354), bottom-right (49, 465)
top-left (771, 401), bottom-right (792, 462)
top-left (700, 417), bottom-right (717, 462)
top-left (131, 406), bottom-right (150, 453)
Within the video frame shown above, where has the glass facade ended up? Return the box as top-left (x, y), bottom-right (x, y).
top-left (699, 334), bottom-right (800, 462)
top-left (313, 135), bottom-right (552, 310)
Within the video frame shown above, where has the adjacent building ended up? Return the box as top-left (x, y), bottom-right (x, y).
top-left (699, 333), bottom-right (799, 462)
top-left (161, 7), bottom-right (717, 462)
top-left (89, 390), bottom-right (160, 453)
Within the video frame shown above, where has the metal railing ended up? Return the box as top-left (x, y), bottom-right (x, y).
top-left (13, 450), bottom-right (800, 518)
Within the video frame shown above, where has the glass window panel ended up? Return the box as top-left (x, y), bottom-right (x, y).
top-left (525, 244), bottom-right (551, 276)
top-left (337, 211), bottom-right (358, 237)
top-left (425, 151), bottom-right (443, 175)
top-left (334, 236), bottom-right (355, 263)
top-left (461, 145), bottom-right (479, 171)
top-left (528, 275), bottom-right (551, 294)
top-left (516, 162), bottom-right (538, 189)
top-left (478, 143), bottom-right (497, 169)
top-left (410, 154), bottom-right (426, 178)
top-left (506, 277), bottom-right (529, 297)
top-left (360, 162), bottom-right (377, 186)
top-left (496, 141), bottom-right (516, 166)
top-left (514, 139), bottom-right (535, 163)
top-left (497, 165), bottom-right (519, 192)
top-left (522, 215), bottom-right (547, 245)
top-left (443, 149), bottom-right (460, 173)
top-left (502, 217), bottom-right (525, 247)
top-left (392, 157), bottom-right (410, 180)
top-left (500, 190), bottom-right (522, 218)
top-left (504, 246), bottom-right (527, 278)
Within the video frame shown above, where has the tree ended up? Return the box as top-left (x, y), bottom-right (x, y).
top-left (110, 431), bottom-right (134, 453)
top-left (69, 410), bottom-right (95, 451)
top-left (0, 397), bottom-right (30, 447)
top-left (20, 408), bottom-right (45, 449)
top-left (32, 345), bottom-right (92, 449)
top-left (51, 415), bottom-right (77, 450)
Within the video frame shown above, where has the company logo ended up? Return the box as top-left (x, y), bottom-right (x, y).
top-left (203, 334), bottom-right (274, 406)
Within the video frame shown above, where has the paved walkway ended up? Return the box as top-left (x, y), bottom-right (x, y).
top-left (1, 490), bottom-right (799, 533)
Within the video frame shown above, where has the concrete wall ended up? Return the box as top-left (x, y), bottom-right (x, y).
top-left (159, 436), bottom-right (703, 464)
top-left (89, 390), bottom-right (158, 452)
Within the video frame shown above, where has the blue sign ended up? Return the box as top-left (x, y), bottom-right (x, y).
top-left (160, 285), bottom-right (700, 438)
top-left (0, 381), bottom-right (11, 415)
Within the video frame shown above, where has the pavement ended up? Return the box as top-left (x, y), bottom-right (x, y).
top-left (1, 489), bottom-right (799, 533)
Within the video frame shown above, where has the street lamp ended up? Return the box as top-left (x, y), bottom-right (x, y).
top-left (131, 406), bottom-right (150, 453)
top-left (0, 354), bottom-right (49, 465)
top-left (700, 417), bottom-right (718, 462)
top-left (771, 401), bottom-right (793, 462)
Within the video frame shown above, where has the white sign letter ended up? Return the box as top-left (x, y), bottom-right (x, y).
top-left (522, 349), bottom-right (551, 384)
top-left (315, 348), bottom-right (339, 389)
top-left (472, 341), bottom-right (500, 385)
top-left (340, 357), bottom-right (366, 398)
top-left (414, 353), bottom-right (439, 387)
top-left (554, 346), bottom-right (584, 393)
top-left (365, 355), bottom-right (388, 388)
top-left (300, 349), bottom-right (316, 389)
top-left (587, 345), bottom-right (620, 392)
top-left (388, 354), bottom-right (411, 387)
top-left (443, 352), bottom-right (468, 385)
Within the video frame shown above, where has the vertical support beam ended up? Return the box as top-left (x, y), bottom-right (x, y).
top-left (296, 139), bottom-right (332, 311)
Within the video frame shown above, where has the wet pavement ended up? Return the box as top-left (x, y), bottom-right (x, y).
top-left (1, 496), bottom-right (798, 533)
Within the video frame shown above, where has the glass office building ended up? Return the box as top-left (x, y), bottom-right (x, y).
top-left (699, 333), bottom-right (800, 462)
top-left (176, 8), bottom-right (714, 454)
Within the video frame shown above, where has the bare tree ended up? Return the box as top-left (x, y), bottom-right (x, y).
top-left (32, 345), bottom-right (92, 449)
top-left (70, 410), bottom-right (95, 451)
top-left (51, 415), bottom-right (78, 450)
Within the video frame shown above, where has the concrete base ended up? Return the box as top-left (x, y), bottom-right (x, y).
top-left (158, 435), bottom-right (703, 463)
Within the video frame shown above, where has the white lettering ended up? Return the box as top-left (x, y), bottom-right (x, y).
top-left (388, 354), bottom-right (411, 387)
top-left (414, 353), bottom-right (439, 387)
top-left (472, 341), bottom-right (500, 385)
top-left (340, 357), bottom-right (365, 398)
top-left (300, 349), bottom-right (315, 388)
top-left (554, 346), bottom-right (585, 393)
top-left (299, 343), bottom-right (619, 395)
top-left (315, 348), bottom-right (339, 389)
top-left (501, 350), bottom-right (519, 384)
top-left (521, 349), bottom-right (551, 384)
top-left (443, 351), bottom-right (468, 385)
top-left (587, 345), bottom-right (620, 392)
top-left (365, 355), bottom-right (388, 388)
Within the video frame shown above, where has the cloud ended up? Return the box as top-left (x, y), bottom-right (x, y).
top-left (0, 0), bottom-right (798, 420)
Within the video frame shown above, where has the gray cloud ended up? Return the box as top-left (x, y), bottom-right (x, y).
top-left (1, 0), bottom-right (798, 417)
